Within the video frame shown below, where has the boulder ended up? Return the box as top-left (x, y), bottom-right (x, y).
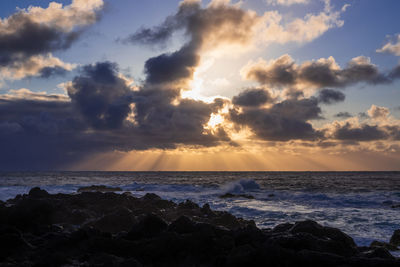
top-left (390, 229), bottom-right (400, 247)
top-left (28, 187), bottom-right (50, 198)
top-left (370, 240), bottom-right (399, 251)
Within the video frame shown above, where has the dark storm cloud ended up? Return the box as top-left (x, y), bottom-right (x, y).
top-left (0, 58), bottom-right (230, 170)
top-left (133, 88), bottom-right (228, 147)
top-left (67, 62), bottom-right (134, 129)
top-left (123, 0), bottom-right (257, 85)
top-left (0, 13), bottom-right (79, 66)
top-left (0, 1), bottom-right (103, 80)
top-left (332, 123), bottom-right (389, 141)
top-left (318, 89), bottom-right (345, 104)
top-left (144, 44), bottom-right (200, 84)
top-left (243, 55), bottom-right (399, 89)
top-left (123, 0), bottom-right (256, 48)
top-left (229, 97), bottom-right (323, 141)
top-left (243, 55), bottom-right (296, 87)
top-left (232, 88), bottom-right (272, 107)
top-left (334, 112), bottom-right (352, 119)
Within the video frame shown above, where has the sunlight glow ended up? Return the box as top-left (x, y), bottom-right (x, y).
top-left (207, 113), bottom-right (224, 128)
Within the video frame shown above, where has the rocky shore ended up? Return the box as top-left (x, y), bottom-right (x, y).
top-left (0, 187), bottom-right (399, 266)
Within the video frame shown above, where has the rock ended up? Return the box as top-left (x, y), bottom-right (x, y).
top-left (126, 214), bottom-right (168, 240)
top-left (200, 203), bottom-right (216, 217)
top-left (370, 240), bottom-right (399, 251)
top-left (141, 193), bottom-right (161, 201)
top-left (272, 222), bottom-right (294, 233)
top-left (390, 229), bottom-right (400, 246)
top-left (90, 207), bottom-right (136, 233)
top-left (363, 247), bottom-right (395, 260)
top-left (219, 193), bottom-right (254, 199)
top-left (178, 199), bottom-right (199, 209)
top-left (290, 220), bottom-right (357, 249)
top-left (168, 215), bottom-right (197, 234)
top-left (77, 185), bottom-right (122, 193)
top-left (1, 190), bottom-right (399, 266)
top-left (212, 212), bottom-right (242, 229)
top-left (28, 187), bottom-right (49, 198)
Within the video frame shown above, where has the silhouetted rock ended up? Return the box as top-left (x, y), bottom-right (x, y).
top-left (126, 214), bottom-right (168, 240)
top-left (0, 187), bottom-right (399, 266)
top-left (370, 240), bottom-right (399, 251)
top-left (363, 247), bottom-right (395, 260)
top-left (168, 215), bottom-right (197, 234)
top-left (29, 187), bottom-right (50, 198)
top-left (77, 185), bottom-right (122, 192)
top-left (390, 229), bottom-right (400, 247)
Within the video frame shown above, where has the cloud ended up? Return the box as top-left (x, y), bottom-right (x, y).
top-left (324, 104), bottom-right (400, 142)
top-left (317, 89), bottom-right (345, 104)
top-left (0, 0), bottom-right (103, 81)
top-left (332, 123), bottom-right (389, 141)
top-left (242, 54), bottom-right (397, 89)
top-left (232, 88), bottom-right (272, 107)
top-left (258, 0), bottom-right (347, 44)
top-left (124, 0), bottom-right (258, 51)
top-left (0, 88), bottom-right (69, 102)
top-left (67, 62), bottom-right (135, 129)
top-left (334, 112), bottom-right (352, 119)
top-left (377, 34), bottom-right (400, 56)
top-left (229, 96), bottom-right (323, 141)
top-left (123, 0), bottom-right (346, 55)
top-left (0, 60), bottom-right (230, 169)
top-left (144, 44), bottom-right (200, 85)
top-left (367, 104), bottom-right (390, 120)
top-left (266, 0), bottom-right (309, 6)
top-left (0, 53), bottom-right (75, 80)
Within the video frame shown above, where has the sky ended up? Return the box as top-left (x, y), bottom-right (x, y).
top-left (0, 0), bottom-right (400, 171)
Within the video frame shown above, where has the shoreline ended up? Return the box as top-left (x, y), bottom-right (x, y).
top-left (1, 187), bottom-right (399, 266)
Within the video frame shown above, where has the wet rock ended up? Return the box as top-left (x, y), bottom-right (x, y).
top-left (219, 193), bottom-right (254, 199)
top-left (1, 189), bottom-right (399, 266)
top-left (77, 185), bottom-right (122, 193)
top-left (29, 187), bottom-right (50, 198)
top-left (363, 247), bottom-right (395, 260)
top-left (370, 240), bottom-right (399, 251)
top-left (390, 229), bottom-right (400, 246)
top-left (290, 220), bottom-right (357, 249)
top-left (178, 199), bottom-right (199, 210)
top-left (272, 222), bottom-right (294, 233)
top-left (200, 203), bottom-right (216, 217)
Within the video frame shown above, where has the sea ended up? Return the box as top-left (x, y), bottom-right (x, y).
top-left (1, 171), bottom-right (400, 251)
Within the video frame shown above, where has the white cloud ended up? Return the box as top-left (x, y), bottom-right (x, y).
top-left (266, 0), bottom-right (309, 6)
top-left (368, 105), bottom-right (390, 120)
top-left (377, 34), bottom-right (400, 56)
top-left (0, 53), bottom-right (75, 81)
top-left (256, 0), bottom-right (347, 44)
top-left (17, 0), bottom-right (104, 31)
